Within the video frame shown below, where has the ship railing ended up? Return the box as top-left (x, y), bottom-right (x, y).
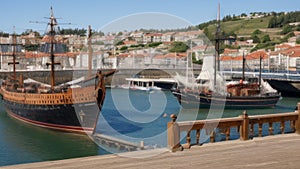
top-left (167, 103), bottom-right (300, 152)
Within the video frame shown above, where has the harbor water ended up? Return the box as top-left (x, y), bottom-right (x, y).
top-left (0, 88), bottom-right (299, 166)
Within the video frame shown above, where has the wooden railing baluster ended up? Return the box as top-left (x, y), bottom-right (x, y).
top-left (258, 123), bottom-right (263, 137)
top-left (269, 122), bottom-right (273, 135)
top-left (167, 104), bottom-right (300, 152)
top-left (291, 120), bottom-right (296, 132)
top-left (280, 121), bottom-right (285, 134)
top-left (196, 129), bottom-right (200, 145)
top-left (296, 103), bottom-right (300, 134)
top-left (250, 122), bottom-right (254, 138)
top-left (225, 128), bottom-right (230, 141)
top-left (240, 111), bottom-right (249, 141)
top-left (186, 131), bottom-right (191, 148)
top-left (210, 130), bottom-right (215, 143)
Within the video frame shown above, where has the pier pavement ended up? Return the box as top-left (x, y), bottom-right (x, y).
top-left (2, 133), bottom-right (300, 169)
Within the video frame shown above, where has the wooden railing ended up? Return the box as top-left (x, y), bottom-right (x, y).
top-left (167, 103), bottom-right (300, 152)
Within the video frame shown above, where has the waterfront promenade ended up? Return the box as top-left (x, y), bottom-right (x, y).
top-left (2, 133), bottom-right (300, 169)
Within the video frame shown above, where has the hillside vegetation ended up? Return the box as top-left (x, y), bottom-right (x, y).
top-left (199, 11), bottom-right (300, 52)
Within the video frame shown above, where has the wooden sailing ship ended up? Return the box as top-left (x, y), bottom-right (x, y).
top-left (0, 7), bottom-right (114, 134)
top-left (172, 5), bottom-right (280, 109)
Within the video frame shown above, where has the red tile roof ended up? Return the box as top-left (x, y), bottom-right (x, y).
top-left (144, 33), bottom-right (163, 37)
top-left (246, 50), bottom-right (268, 60)
top-left (123, 41), bottom-right (137, 45)
top-left (118, 53), bottom-right (129, 58)
top-left (221, 50), bottom-right (268, 61)
top-left (279, 46), bottom-right (300, 57)
top-left (294, 31), bottom-right (300, 36)
top-left (223, 48), bottom-right (239, 55)
top-left (275, 44), bottom-right (292, 50)
top-left (25, 52), bottom-right (77, 58)
top-left (153, 53), bottom-right (187, 59)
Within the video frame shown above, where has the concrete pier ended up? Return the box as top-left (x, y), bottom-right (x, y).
top-left (93, 133), bottom-right (144, 151)
top-left (2, 134), bottom-right (300, 169)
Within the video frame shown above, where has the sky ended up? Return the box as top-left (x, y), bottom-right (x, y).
top-left (0, 0), bottom-right (299, 34)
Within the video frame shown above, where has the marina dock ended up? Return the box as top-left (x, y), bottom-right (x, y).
top-left (93, 133), bottom-right (144, 151)
top-left (1, 133), bottom-right (300, 169)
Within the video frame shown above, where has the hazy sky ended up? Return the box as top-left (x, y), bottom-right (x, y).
top-left (0, 0), bottom-right (299, 34)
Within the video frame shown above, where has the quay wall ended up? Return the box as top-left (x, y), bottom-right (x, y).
top-left (0, 68), bottom-right (201, 85)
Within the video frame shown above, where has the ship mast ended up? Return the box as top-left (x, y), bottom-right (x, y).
top-left (47, 7), bottom-right (60, 92)
top-left (214, 3), bottom-right (235, 89)
top-left (214, 3), bottom-right (221, 88)
top-left (259, 54), bottom-right (262, 91)
top-left (242, 51), bottom-right (245, 81)
top-left (7, 31), bottom-right (20, 80)
top-left (88, 25), bottom-right (92, 77)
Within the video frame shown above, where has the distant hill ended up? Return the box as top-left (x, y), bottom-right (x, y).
top-left (198, 11), bottom-right (300, 52)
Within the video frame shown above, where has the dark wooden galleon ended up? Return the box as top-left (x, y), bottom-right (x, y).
top-left (0, 7), bottom-right (113, 134)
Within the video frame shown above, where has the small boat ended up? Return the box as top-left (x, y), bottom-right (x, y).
top-left (122, 77), bottom-right (165, 91)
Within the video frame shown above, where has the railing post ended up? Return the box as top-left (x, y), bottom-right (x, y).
top-left (167, 114), bottom-right (182, 152)
top-left (240, 110), bottom-right (249, 141)
top-left (296, 103), bottom-right (300, 134)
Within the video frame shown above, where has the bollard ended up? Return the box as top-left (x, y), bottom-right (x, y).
top-left (167, 114), bottom-right (181, 152)
top-left (296, 103), bottom-right (300, 134)
top-left (240, 110), bottom-right (249, 141)
top-left (140, 141), bottom-right (144, 150)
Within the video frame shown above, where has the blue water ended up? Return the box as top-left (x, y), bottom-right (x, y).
top-left (0, 88), bottom-right (299, 166)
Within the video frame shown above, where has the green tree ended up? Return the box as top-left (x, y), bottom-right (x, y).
top-left (60, 28), bottom-right (86, 36)
top-left (262, 34), bottom-right (271, 43)
top-left (93, 41), bottom-right (104, 45)
top-left (203, 27), bottom-right (214, 41)
top-left (0, 31), bottom-right (9, 37)
top-left (296, 38), bottom-right (300, 44)
top-left (252, 29), bottom-right (262, 36)
top-left (120, 46), bottom-right (128, 51)
top-left (21, 29), bottom-right (41, 37)
top-left (281, 25), bottom-right (292, 35)
top-left (241, 13), bottom-right (247, 17)
top-left (24, 44), bottom-right (40, 51)
top-left (268, 16), bottom-right (277, 28)
top-left (192, 54), bottom-right (202, 64)
top-left (115, 40), bottom-right (124, 46)
top-left (169, 42), bottom-right (188, 53)
top-left (93, 31), bottom-right (105, 36)
top-left (117, 32), bottom-right (123, 36)
top-left (252, 35), bottom-right (261, 43)
top-left (148, 42), bottom-right (162, 48)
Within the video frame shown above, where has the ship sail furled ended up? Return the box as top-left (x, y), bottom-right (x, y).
top-left (261, 79), bottom-right (278, 94)
top-left (196, 56), bottom-right (226, 93)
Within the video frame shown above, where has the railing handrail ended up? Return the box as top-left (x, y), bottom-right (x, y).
top-left (177, 117), bottom-right (243, 126)
top-left (177, 117), bottom-right (243, 132)
top-left (248, 111), bottom-right (297, 120)
top-left (168, 103), bottom-right (300, 152)
top-left (177, 112), bottom-right (298, 127)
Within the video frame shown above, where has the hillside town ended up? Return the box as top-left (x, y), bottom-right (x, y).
top-left (1, 22), bottom-right (300, 73)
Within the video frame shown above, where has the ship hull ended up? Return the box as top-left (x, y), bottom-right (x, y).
top-left (173, 91), bottom-right (280, 109)
top-left (2, 99), bottom-right (99, 134)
